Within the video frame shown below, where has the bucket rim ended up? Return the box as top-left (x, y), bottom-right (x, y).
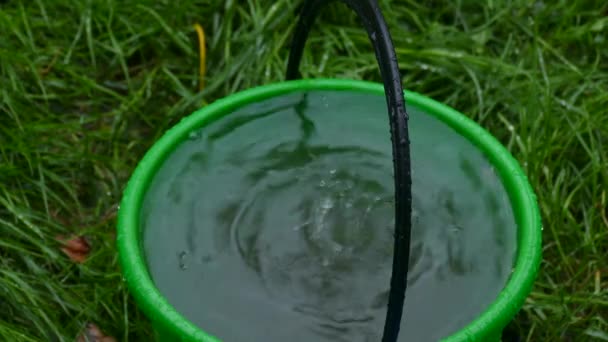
top-left (117, 78), bottom-right (542, 342)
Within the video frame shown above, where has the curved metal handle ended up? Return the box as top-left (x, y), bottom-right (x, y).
top-left (286, 1), bottom-right (412, 341)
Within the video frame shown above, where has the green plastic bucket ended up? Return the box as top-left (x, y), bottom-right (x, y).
top-left (117, 79), bottom-right (541, 342)
top-left (117, 1), bottom-right (541, 341)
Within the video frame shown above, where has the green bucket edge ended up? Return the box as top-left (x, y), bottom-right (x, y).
top-left (116, 78), bottom-right (542, 342)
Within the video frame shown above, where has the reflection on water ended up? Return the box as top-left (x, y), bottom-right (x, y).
top-left (142, 90), bottom-right (517, 342)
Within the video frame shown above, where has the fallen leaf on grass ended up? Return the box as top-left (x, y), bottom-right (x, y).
top-left (77, 323), bottom-right (117, 342)
top-left (56, 234), bottom-right (90, 263)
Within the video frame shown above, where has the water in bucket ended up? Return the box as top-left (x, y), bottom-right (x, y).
top-left (141, 90), bottom-right (517, 342)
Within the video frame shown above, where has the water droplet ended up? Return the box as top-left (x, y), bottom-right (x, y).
top-left (201, 254), bottom-right (213, 263)
top-left (449, 225), bottom-right (463, 234)
top-left (319, 180), bottom-right (326, 187)
top-left (321, 95), bottom-right (329, 108)
top-left (293, 220), bottom-right (310, 231)
top-left (188, 131), bottom-right (201, 140)
top-left (178, 251), bottom-right (189, 270)
top-left (320, 197), bottom-right (333, 210)
top-left (412, 208), bottom-right (419, 218)
top-left (329, 169), bottom-right (337, 175)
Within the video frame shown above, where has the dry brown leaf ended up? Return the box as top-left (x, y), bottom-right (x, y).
top-left (56, 234), bottom-right (90, 263)
top-left (77, 323), bottom-right (117, 342)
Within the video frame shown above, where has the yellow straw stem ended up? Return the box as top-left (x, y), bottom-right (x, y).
top-left (193, 23), bottom-right (206, 91)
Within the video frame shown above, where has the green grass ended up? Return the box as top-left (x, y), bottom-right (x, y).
top-left (1, 0), bottom-right (607, 341)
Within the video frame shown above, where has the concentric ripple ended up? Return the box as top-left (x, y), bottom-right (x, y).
top-left (232, 146), bottom-right (396, 322)
top-left (142, 90), bottom-right (517, 342)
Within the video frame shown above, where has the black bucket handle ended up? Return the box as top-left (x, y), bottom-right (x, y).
top-left (286, 1), bottom-right (412, 341)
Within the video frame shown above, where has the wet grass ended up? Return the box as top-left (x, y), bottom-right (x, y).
top-left (1, 0), bottom-right (607, 341)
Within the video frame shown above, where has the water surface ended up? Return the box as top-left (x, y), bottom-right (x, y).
top-left (142, 90), bottom-right (517, 342)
